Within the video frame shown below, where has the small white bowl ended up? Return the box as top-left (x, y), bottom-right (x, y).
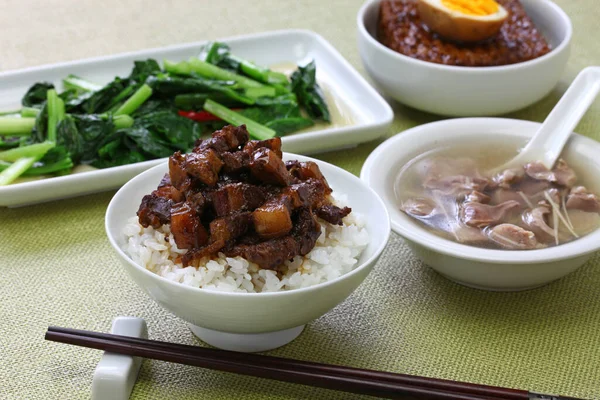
top-left (361, 118), bottom-right (600, 291)
top-left (106, 154), bottom-right (390, 352)
top-left (357, 0), bottom-right (572, 116)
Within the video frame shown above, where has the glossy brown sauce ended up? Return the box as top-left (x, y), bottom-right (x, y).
top-left (378, 0), bottom-right (552, 67)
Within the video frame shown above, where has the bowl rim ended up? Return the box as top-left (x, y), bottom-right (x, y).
top-left (356, 0), bottom-right (573, 73)
top-left (360, 117), bottom-right (600, 265)
top-left (106, 153), bottom-right (391, 298)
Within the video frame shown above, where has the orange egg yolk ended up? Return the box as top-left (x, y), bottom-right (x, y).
top-left (441, 0), bottom-right (499, 16)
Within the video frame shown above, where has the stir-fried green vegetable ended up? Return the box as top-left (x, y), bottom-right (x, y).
top-left (0, 41), bottom-right (330, 185)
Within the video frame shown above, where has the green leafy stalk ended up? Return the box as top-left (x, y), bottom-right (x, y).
top-left (0, 157), bottom-right (38, 185)
top-left (63, 74), bottom-right (102, 93)
top-left (114, 84), bottom-right (153, 116)
top-left (0, 141), bottom-right (55, 162)
top-left (244, 86), bottom-right (277, 99)
top-left (106, 86), bottom-right (135, 113)
top-left (163, 59), bottom-right (192, 75)
top-left (229, 55), bottom-right (289, 86)
top-left (186, 59), bottom-right (269, 91)
top-left (0, 157), bottom-right (73, 176)
top-left (21, 107), bottom-right (40, 118)
top-left (150, 75), bottom-right (255, 105)
top-left (113, 115), bottom-right (135, 129)
top-left (0, 117), bottom-right (35, 136)
top-left (47, 89), bottom-right (65, 143)
top-left (204, 99), bottom-right (276, 140)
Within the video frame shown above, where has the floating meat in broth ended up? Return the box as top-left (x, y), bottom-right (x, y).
top-left (396, 145), bottom-right (600, 250)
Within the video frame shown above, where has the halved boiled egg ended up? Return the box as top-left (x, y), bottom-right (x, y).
top-left (417, 0), bottom-right (509, 43)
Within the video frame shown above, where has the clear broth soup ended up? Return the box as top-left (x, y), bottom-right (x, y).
top-left (395, 142), bottom-right (600, 250)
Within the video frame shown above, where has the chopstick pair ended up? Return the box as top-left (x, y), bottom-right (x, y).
top-left (45, 327), bottom-right (582, 400)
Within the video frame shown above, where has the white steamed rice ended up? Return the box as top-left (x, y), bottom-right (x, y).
top-left (122, 194), bottom-right (369, 293)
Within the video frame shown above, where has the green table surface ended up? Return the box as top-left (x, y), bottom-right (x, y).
top-left (1, 0), bottom-right (600, 399)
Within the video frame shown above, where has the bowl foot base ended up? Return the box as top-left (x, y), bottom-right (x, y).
top-left (188, 324), bottom-right (305, 352)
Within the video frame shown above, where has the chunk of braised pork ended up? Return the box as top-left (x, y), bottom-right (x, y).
top-left (211, 183), bottom-right (268, 217)
top-left (252, 179), bottom-right (328, 239)
top-left (137, 194), bottom-right (173, 229)
top-left (209, 212), bottom-right (252, 244)
top-left (195, 125), bottom-right (250, 154)
top-left (316, 205), bottom-right (352, 225)
top-left (169, 152), bottom-right (191, 192)
top-left (460, 200), bottom-right (520, 228)
top-left (226, 208), bottom-right (321, 270)
top-left (227, 236), bottom-right (298, 271)
top-left (150, 175), bottom-right (184, 202)
top-left (249, 148), bottom-right (292, 186)
top-left (170, 202), bottom-right (209, 249)
top-left (181, 239), bottom-right (226, 267)
top-left (243, 137), bottom-right (282, 159)
top-left (286, 160), bottom-right (331, 190)
top-left (253, 201), bottom-right (293, 239)
top-left (283, 179), bottom-right (328, 208)
top-left (293, 208), bottom-right (323, 256)
top-left (221, 151), bottom-right (250, 174)
top-left (184, 149), bottom-right (224, 186)
top-left (488, 224), bottom-right (539, 250)
top-left (158, 173), bottom-right (171, 188)
top-left (186, 191), bottom-right (206, 213)
top-left (566, 186), bottom-right (600, 213)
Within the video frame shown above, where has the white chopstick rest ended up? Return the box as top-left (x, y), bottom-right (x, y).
top-left (91, 317), bottom-right (148, 400)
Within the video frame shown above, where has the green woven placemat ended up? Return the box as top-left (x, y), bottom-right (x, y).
top-left (1, 0), bottom-right (600, 399)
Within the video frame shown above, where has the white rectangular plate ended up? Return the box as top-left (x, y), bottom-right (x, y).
top-left (0, 29), bottom-right (393, 207)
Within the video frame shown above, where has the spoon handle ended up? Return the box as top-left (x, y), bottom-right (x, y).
top-left (521, 66), bottom-right (600, 168)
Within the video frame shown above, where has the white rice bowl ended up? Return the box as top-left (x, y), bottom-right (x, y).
top-left (122, 195), bottom-right (369, 293)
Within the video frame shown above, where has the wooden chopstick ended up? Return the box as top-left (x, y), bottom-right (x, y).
top-left (45, 327), bottom-right (582, 400)
top-left (48, 326), bottom-right (519, 399)
top-left (45, 329), bottom-right (485, 400)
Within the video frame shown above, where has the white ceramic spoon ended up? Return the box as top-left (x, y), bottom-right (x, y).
top-left (491, 66), bottom-right (600, 174)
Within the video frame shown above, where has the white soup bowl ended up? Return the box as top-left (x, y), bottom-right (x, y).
top-left (361, 118), bottom-right (600, 291)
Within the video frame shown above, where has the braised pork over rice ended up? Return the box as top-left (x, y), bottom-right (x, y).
top-left (136, 125), bottom-right (354, 269)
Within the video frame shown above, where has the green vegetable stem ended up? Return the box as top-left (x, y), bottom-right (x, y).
top-left (63, 75), bottom-right (102, 93)
top-left (47, 89), bottom-right (66, 143)
top-left (0, 117), bottom-right (35, 136)
top-left (204, 99), bottom-right (276, 140)
top-left (0, 141), bottom-right (55, 162)
top-left (114, 84), bottom-right (153, 116)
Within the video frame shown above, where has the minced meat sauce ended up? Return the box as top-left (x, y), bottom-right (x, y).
top-left (378, 0), bottom-right (552, 67)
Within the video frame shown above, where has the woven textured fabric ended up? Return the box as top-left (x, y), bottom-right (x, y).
top-left (1, 0), bottom-right (600, 399)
